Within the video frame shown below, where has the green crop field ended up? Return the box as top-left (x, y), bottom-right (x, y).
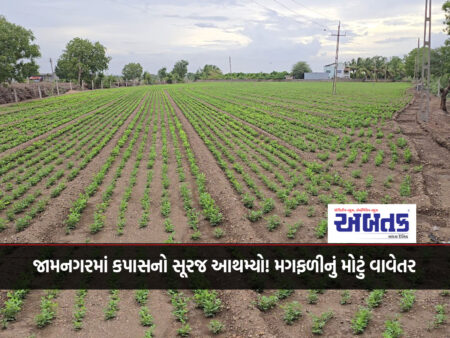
top-left (0, 82), bottom-right (448, 337)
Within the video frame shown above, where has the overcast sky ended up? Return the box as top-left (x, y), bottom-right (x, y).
top-left (1, 0), bottom-right (448, 74)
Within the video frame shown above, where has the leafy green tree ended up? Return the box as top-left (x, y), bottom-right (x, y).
top-left (386, 56), bottom-right (405, 80)
top-left (171, 60), bottom-right (189, 82)
top-left (196, 64), bottom-right (222, 80)
top-left (55, 38), bottom-right (110, 85)
top-left (122, 62), bottom-right (143, 81)
top-left (444, 1), bottom-right (450, 35)
top-left (403, 47), bottom-right (442, 78)
top-left (142, 71), bottom-right (153, 84)
top-left (157, 67), bottom-right (167, 83)
top-left (0, 16), bottom-right (41, 83)
top-left (291, 61), bottom-right (311, 79)
top-left (103, 74), bottom-right (121, 88)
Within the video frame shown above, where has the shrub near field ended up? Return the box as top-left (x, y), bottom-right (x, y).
top-left (0, 83), bottom-right (447, 337)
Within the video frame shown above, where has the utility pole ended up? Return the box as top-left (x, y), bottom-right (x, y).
top-left (331, 21), bottom-right (345, 95)
top-left (49, 58), bottom-right (54, 75)
top-left (414, 38), bottom-right (420, 87)
top-left (229, 56), bottom-right (232, 74)
top-left (419, 0), bottom-right (431, 122)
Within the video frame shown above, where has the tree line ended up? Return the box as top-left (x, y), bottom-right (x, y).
top-left (0, 1), bottom-right (449, 88)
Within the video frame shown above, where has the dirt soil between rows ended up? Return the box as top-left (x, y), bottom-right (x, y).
top-left (395, 90), bottom-right (450, 243)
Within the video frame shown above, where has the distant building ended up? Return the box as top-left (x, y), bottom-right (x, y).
top-left (304, 72), bottom-right (329, 80)
top-left (323, 62), bottom-right (350, 79)
top-left (29, 73), bottom-right (58, 82)
top-left (29, 76), bottom-right (43, 82)
top-left (284, 75), bottom-right (294, 80)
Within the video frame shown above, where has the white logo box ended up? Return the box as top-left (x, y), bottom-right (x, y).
top-left (328, 204), bottom-right (416, 243)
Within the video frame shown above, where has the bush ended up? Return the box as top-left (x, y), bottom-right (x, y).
top-left (311, 311), bottom-right (334, 335)
top-left (281, 301), bottom-right (302, 325)
top-left (247, 210), bottom-right (263, 222)
top-left (266, 215), bottom-right (281, 231)
top-left (208, 319), bottom-right (224, 334)
top-left (315, 219), bottom-right (327, 238)
top-left (383, 318), bottom-right (403, 338)
top-left (351, 307), bottom-right (371, 334)
top-left (255, 295), bottom-right (278, 312)
top-left (262, 198), bottom-right (275, 214)
top-left (403, 148), bottom-right (412, 163)
top-left (367, 290), bottom-right (385, 308)
top-left (399, 289), bottom-right (415, 312)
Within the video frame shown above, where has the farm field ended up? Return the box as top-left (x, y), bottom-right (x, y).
top-left (0, 82), bottom-right (448, 337)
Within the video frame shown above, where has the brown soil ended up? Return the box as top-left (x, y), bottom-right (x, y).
top-left (0, 86), bottom-right (449, 337)
top-left (395, 91), bottom-right (450, 242)
top-left (166, 90), bottom-right (268, 243)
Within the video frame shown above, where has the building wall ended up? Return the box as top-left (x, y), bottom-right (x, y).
top-left (323, 63), bottom-right (350, 79)
top-left (304, 72), bottom-right (329, 80)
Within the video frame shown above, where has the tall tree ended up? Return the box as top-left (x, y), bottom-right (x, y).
top-left (171, 60), bottom-right (189, 82)
top-left (55, 38), bottom-right (110, 85)
top-left (0, 16), bottom-right (41, 83)
top-left (291, 61), bottom-right (311, 79)
top-left (440, 2), bottom-right (450, 111)
top-left (444, 1), bottom-right (450, 35)
top-left (122, 62), bottom-right (143, 81)
top-left (157, 67), bottom-right (167, 83)
top-left (142, 71), bottom-right (153, 84)
top-left (386, 56), bottom-right (405, 81)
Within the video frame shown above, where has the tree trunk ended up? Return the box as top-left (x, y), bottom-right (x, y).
top-left (441, 84), bottom-right (449, 113)
top-left (77, 64), bottom-right (82, 87)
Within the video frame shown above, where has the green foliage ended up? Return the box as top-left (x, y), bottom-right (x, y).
top-left (195, 65), bottom-right (223, 80)
top-left (307, 290), bottom-right (319, 304)
top-left (255, 295), bottom-right (278, 312)
top-left (104, 289), bottom-right (119, 320)
top-left (292, 61), bottom-right (312, 79)
top-left (396, 137), bottom-right (407, 148)
top-left (403, 148), bottom-right (412, 163)
top-left (383, 318), bottom-right (403, 338)
top-left (365, 175), bottom-right (374, 188)
top-left (139, 306), bottom-right (154, 326)
top-left (340, 290), bottom-right (351, 305)
top-left (262, 198), bottom-right (275, 214)
top-left (55, 37), bottom-right (110, 84)
top-left (311, 310), bottom-right (334, 335)
top-left (35, 291), bottom-right (58, 328)
top-left (287, 222), bottom-right (302, 239)
top-left (177, 323), bottom-right (191, 336)
top-left (351, 170), bottom-right (362, 178)
top-left (367, 289), bottom-right (385, 308)
top-left (399, 290), bottom-right (415, 312)
top-left (208, 319), bottom-right (224, 334)
top-left (444, 1), bottom-right (450, 34)
top-left (172, 60), bottom-right (189, 82)
top-left (281, 301), bottom-right (302, 325)
top-left (72, 289), bottom-right (87, 330)
top-left (122, 62), bottom-right (143, 80)
top-left (213, 227), bottom-right (224, 238)
top-left (351, 307), bottom-right (371, 334)
top-left (199, 192), bottom-right (222, 226)
top-left (193, 290), bottom-right (222, 317)
top-left (0, 15), bottom-right (40, 83)
top-left (247, 209), bottom-right (263, 222)
top-left (266, 215), bottom-right (281, 231)
top-left (399, 175), bottom-right (411, 197)
top-left (242, 193), bottom-right (255, 209)
top-left (429, 304), bottom-right (447, 330)
top-left (315, 219), bottom-right (327, 238)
